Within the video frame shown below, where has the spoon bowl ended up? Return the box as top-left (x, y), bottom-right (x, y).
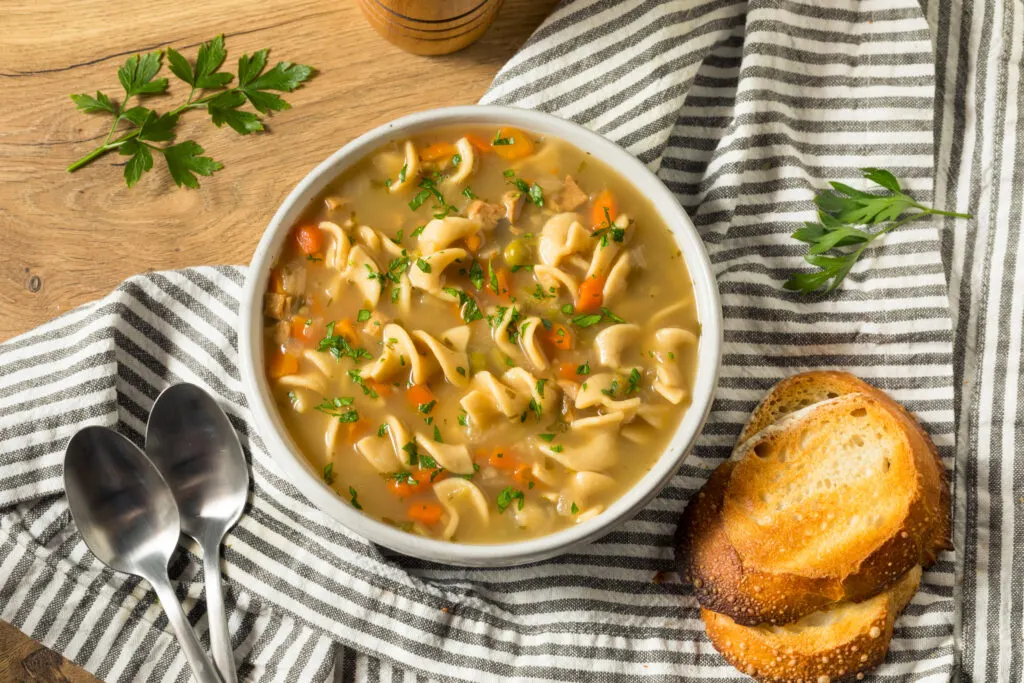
top-left (64, 426), bottom-right (222, 683)
top-left (64, 426), bottom-right (180, 578)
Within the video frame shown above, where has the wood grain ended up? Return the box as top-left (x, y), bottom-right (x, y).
top-left (0, 0), bottom-right (554, 676)
top-left (0, 0), bottom-right (556, 344)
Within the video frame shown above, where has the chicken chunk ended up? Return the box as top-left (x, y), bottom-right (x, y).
top-left (465, 199), bottom-right (506, 231)
top-left (551, 175), bottom-right (588, 212)
top-left (502, 190), bottom-right (526, 224)
top-left (264, 293), bottom-right (294, 320)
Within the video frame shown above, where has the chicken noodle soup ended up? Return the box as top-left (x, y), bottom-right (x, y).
top-left (263, 125), bottom-right (700, 543)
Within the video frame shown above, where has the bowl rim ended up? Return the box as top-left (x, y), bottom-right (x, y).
top-left (239, 105), bottom-right (722, 566)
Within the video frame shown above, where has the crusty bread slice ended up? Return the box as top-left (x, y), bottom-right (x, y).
top-left (702, 565), bottom-right (921, 683)
top-left (677, 462), bottom-right (847, 624)
top-left (737, 371), bottom-right (951, 562)
top-left (677, 392), bottom-right (945, 625)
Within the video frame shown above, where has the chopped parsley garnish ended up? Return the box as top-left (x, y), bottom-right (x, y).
top-left (600, 379), bottom-right (620, 398)
top-left (451, 153), bottom-right (462, 167)
top-left (535, 378), bottom-right (547, 398)
top-left (601, 307), bottom-right (626, 324)
top-left (397, 162), bottom-right (408, 184)
top-left (468, 260), bottom-right (485, 290)
top-left (492, 131), bottom-right (514, 146)
top-left (314, 397), bottom-right (359, 423)
top-left (318, 321), bottom-right (372, 361)
top-left (462, 186), bottom-right (476, 199)
top-left (457, 410), bottom-right (469, 427)
top-left (528, 398), bottom-right (542, 419)
top-left (538, 433), bottom-right (556, 442)
top-left (384, 256), bottom-right (411, 283)
top-left (287, 390), bottom-right (298, 406)
top-left (356, 309), bottom-right (371, 322)
top-left (419, 453), bottom-right (439, 469)
top-left (496, 486), bottom-right (525, 513)
top-left (306, 254), bottom-right (322, 262)
top-left (322, 463), bottom-right (335, 485)
top-left (401, 441), bottom-right (419, 466)
top-left (394, 229), bottom-right (404, 243)
top-left (576, 361), bottom-right (591, 375)
top-left (347, 369), bottom-right (378, 398)
top-left (571, 501), bottom-right (580, 515)
top-left (560, 303), bottom-right (575, 315)
top-left (377, 423), bottom-right (389, 437)
top-left (411, 224), bottom-right (426, 238)
top-left (488, 260), bottom-right (499, 293)
top-left (409, 189), bottom-right (431, 211)
top-left (418, 400), bottom-right (437, 415)
top-left (532, 283), bottom-right (551, 300)
top-left (456, 366), bottom-right (467, 377)
top-left (571, 313), bottom-right (603, 328)
top-left (551, 444), bottom-right (564, 453)
top-left (592, 207), bottom-right (625, 247)
top-left (433, 425), bottom-right (443, 443)
top-left (626, 368), bottom-right (642, 394)
top-left (443, 287), bottom-right (484, 323)
top-left (348, 486), bottom-right (363, 510)
top-left (503, 168), bottom-right (515, 177)
top-left (416, 257), bottom-right (432, 273)
top-left (389, 470), bottom-right (417, 486)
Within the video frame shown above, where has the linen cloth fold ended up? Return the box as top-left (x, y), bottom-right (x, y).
top-left (2, 1), bottom-right (1020, 681)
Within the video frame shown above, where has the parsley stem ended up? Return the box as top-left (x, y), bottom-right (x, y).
top-left (66, 128), bottom-right (142, 172)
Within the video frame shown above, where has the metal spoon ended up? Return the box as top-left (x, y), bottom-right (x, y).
top-left (146, 384), bottom-right (249, 683)
top-left (64, 427), bottom-right (222, 683)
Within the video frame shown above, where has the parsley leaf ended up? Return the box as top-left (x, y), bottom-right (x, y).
top-left (322, 463), bottom-right (335, 485)
top-left (314, 397), bottom-right (359, 422)
top-left (318, 321), bottom-right (372, 362)
top-left (67, 35), bottom-right (314, 189)
top-left (348, 486), bottom-right (363, 510)
top-left (496, 486), bottom-right (525, 513)
top-left (785, 168), bottom-right (971, 293)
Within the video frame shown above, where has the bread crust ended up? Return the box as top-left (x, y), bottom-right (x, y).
top-left (676, 377), bottom-right (950, 625)
top-left (701, 566), bottom-right (921, 683)
top-left (676, 463), bottom-right (845, 625)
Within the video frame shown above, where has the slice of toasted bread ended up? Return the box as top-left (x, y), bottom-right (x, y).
top-left (677, 392), bottom-right (944, 625)
top-left (737, 371), bottom-right (951, 561)
top-left (702, 565), bottom-right (921, 683)
top-left (676, 462), bottom-right (847, 624)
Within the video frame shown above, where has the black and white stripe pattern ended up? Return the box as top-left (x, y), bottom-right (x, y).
top-left (0, 1), bottom-right (1018, 681)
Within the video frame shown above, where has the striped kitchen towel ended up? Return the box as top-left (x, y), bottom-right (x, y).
top-left (1, 0), bottom-right (1021, 681)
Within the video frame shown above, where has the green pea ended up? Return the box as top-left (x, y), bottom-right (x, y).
top-left (470, 352), bottom-right (488, 374)
top-left (503, 239), bottom-right (531, 267)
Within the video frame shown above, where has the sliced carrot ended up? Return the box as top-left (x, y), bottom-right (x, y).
top-left (347, 419), bottom-right (369, 443)
top-left (334, 318), bottom-right (358, 342)
top-left (367, 380), bottom-right (391, 398)
top-left (269, 269), bottom-right (286, 294)
top-left (590, 189), bottom-right (617, 228)
top-left (408, 503), bottom-right (443, 526)
top-left (406, 383), bottom-right (436, 408)
top-left (267, 350), bottom-right (299, 378)
top-left (488, 449), bottom-right (518, 470)
top-left (489, 266), bottom-right (512, 299)
top-left (491, 127), bottom-right (535, 160)
top-left (420, 142), bottom-right (458, 162)
top-left (464, 232), bottom-right (482, 252)
top-left (387, 469), bottom-right (434, 498)
top-left (542, 323), bottom-right (574, 351)
top-left (576, 275), bottom-right (606, 313)
top-left (513, 464), bottom-right (533, 486)
top-left (465, 133), bottom-right (492, 153)
top-left (294, 225), bottom-right (323, 255)
top-left (557, 362), bottom-right (579, 381)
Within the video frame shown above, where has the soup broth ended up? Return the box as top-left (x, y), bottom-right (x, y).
top-left (263, 125), bottom-right (700, 544)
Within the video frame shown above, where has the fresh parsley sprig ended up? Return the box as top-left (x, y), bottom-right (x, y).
top-left (785, 168), bottom-right (970, 294)
top-left (68, 35), bottom-right (314, 189)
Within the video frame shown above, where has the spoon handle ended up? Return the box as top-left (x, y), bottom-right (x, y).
top-left (151, 577), bottom-right (224, 683)
top-left (203, 543), bottom-right (238, 683)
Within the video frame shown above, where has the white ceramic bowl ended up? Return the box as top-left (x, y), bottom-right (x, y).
top-left (239, 106), bottom-right (722, 566)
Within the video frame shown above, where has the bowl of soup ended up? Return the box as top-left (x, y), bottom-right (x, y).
top-left (239, 106), bottom-right (721, 566)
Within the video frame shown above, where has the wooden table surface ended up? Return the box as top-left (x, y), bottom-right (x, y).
top-left (0, 0), bottom-right (556, 679)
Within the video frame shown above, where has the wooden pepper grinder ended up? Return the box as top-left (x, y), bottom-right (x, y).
top-left (357, 0), bottom-right (504, 55)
